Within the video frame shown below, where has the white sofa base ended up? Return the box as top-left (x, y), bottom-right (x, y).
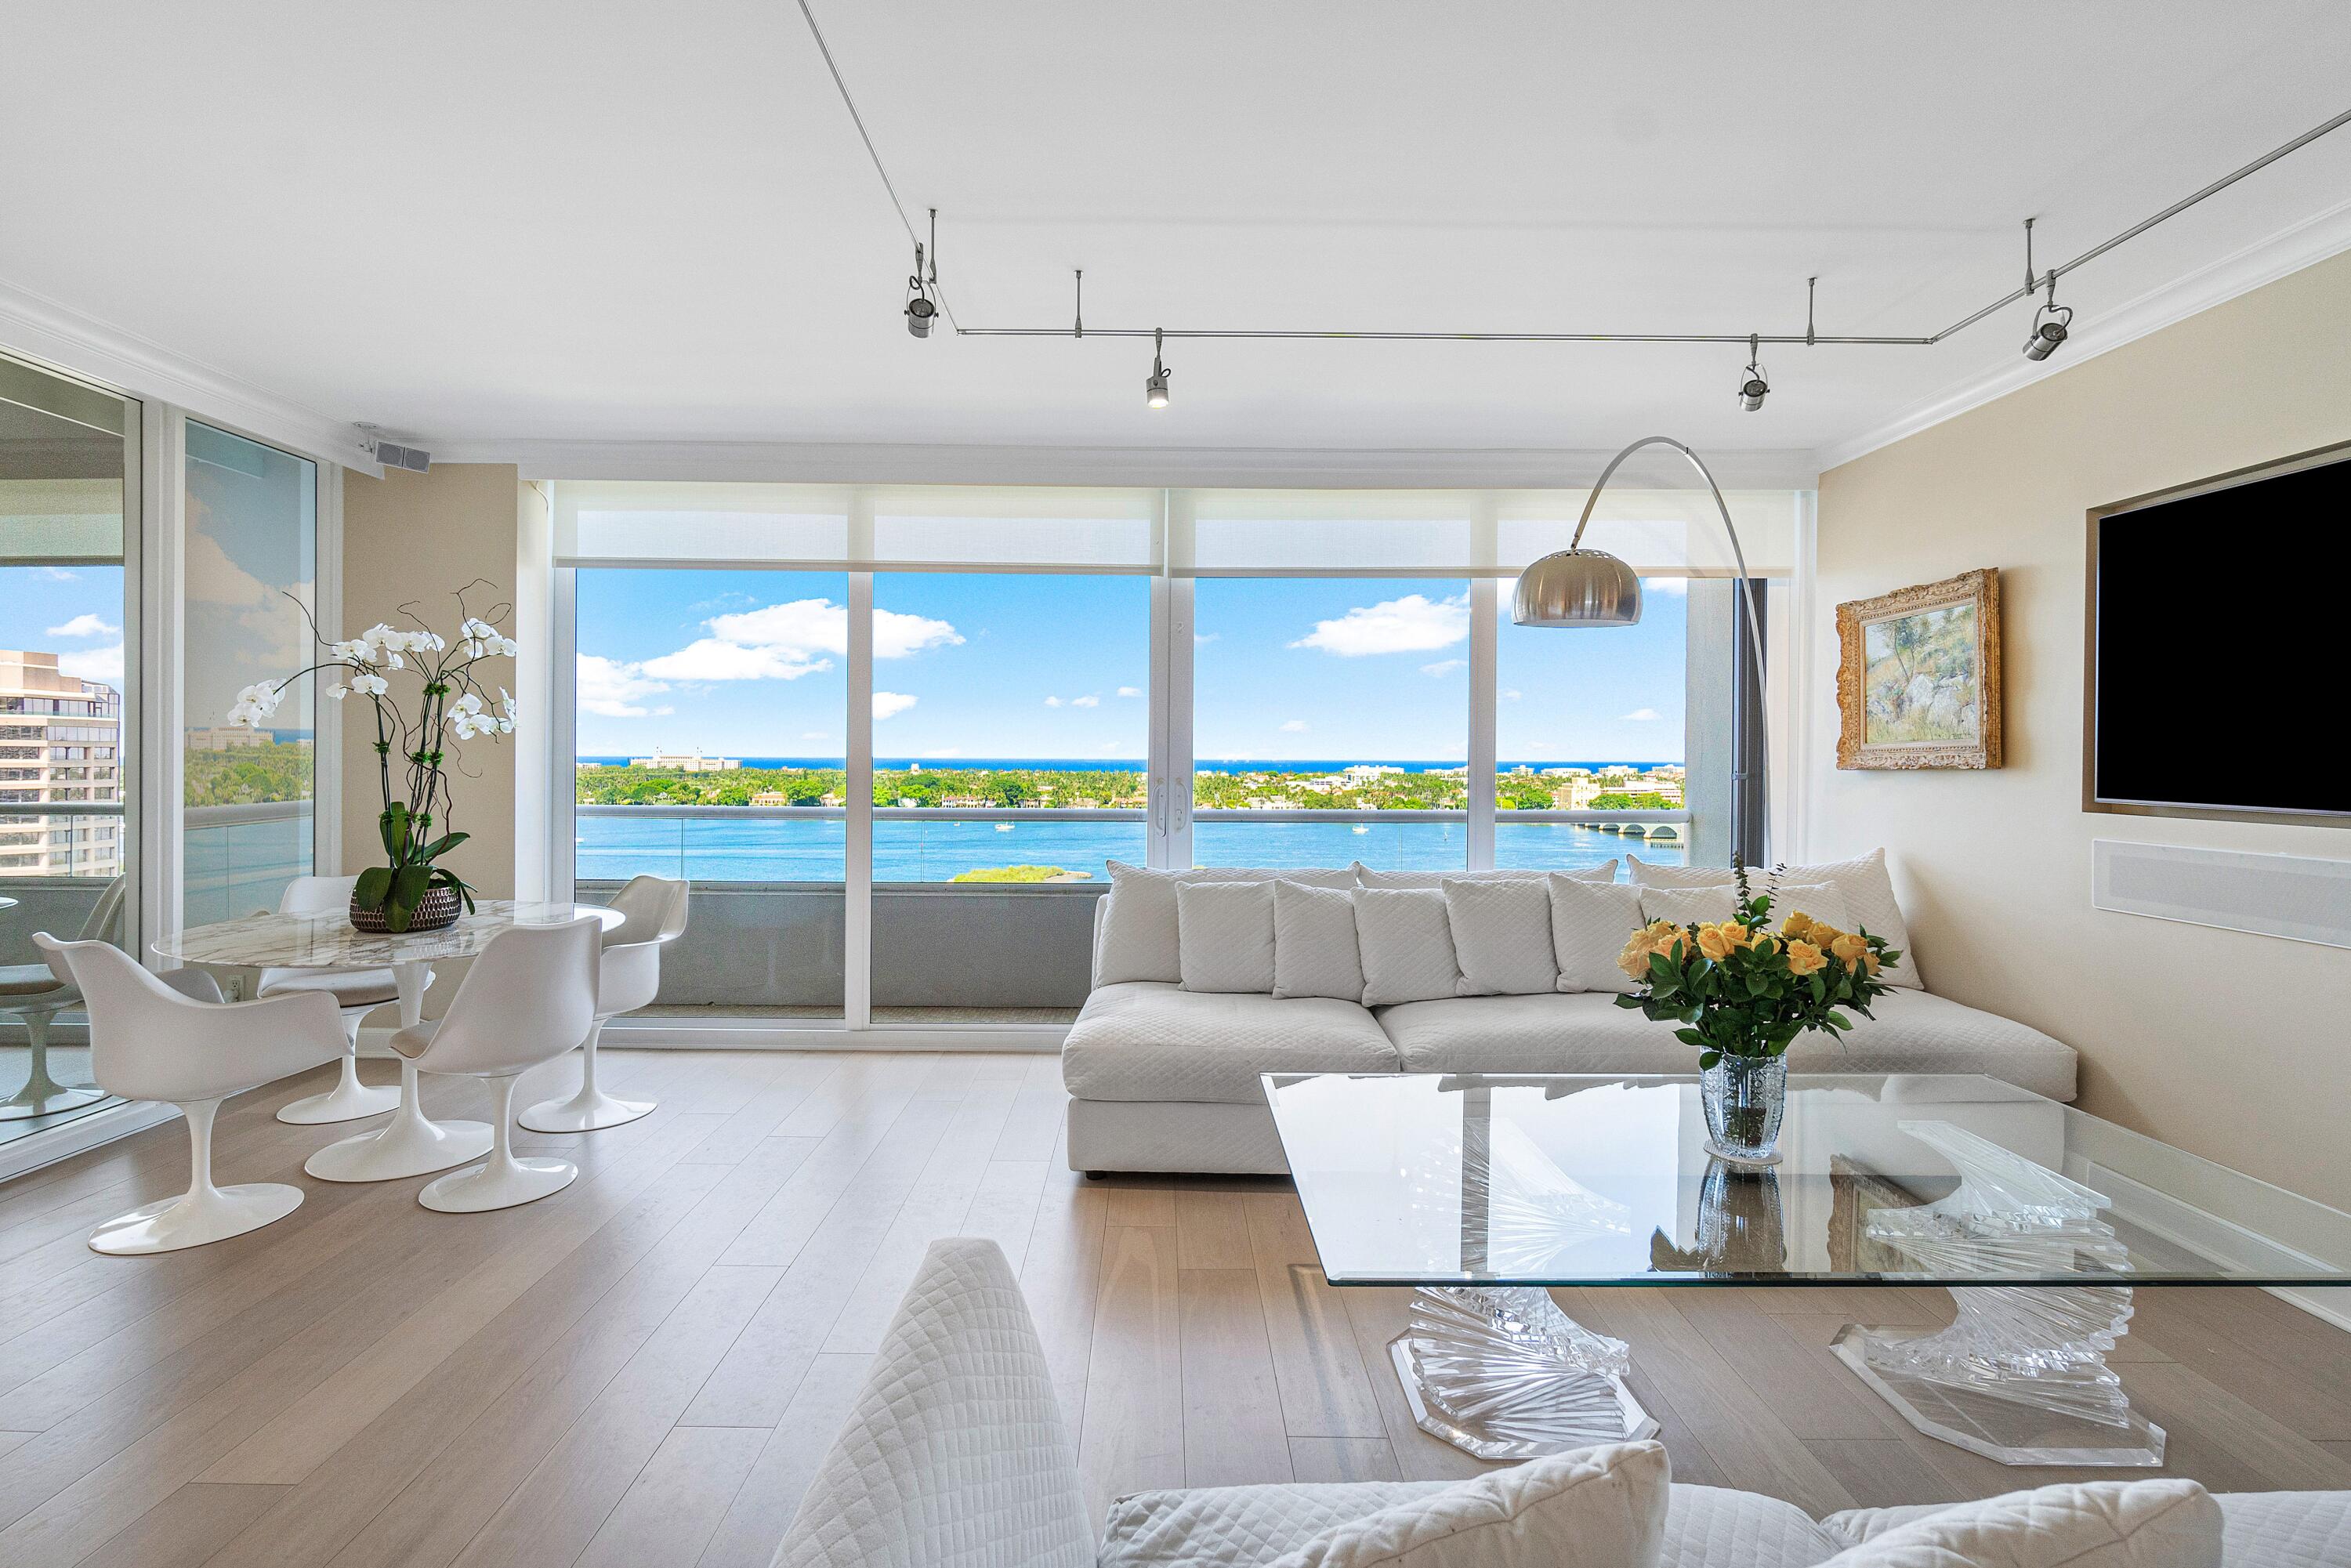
top-left (1067, 1098), bottom-right (1289, 1176)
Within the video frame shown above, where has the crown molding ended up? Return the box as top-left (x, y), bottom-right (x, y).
top-left (426, 437), bottom-right (1823, 491)
top-left (0, 277), bottom-right (381, 476)
top-left (1813, 194), bottom-right (2351, 473)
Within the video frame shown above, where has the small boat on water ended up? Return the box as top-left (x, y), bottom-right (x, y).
top-left (1351, 823), bottom-right (1370, 835)
top-left (994, 822), bottom-right (1015, 831)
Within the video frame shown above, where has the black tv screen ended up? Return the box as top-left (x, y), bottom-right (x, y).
top-left (2092, 451), bottom-right (2351, 816)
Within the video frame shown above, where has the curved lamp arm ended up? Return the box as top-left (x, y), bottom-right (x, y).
top-left (1569, 435), bottom-right (1770, 860)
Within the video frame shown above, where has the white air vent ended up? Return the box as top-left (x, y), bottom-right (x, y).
top-left (2092, 839), bottom-right (2351, 950)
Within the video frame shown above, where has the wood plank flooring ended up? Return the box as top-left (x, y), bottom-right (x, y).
top-left (0, 1048), bottom-right (2347, 1567)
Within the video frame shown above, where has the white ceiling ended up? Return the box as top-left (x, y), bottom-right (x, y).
top-left (3, 2), bottom-right (2349, 470)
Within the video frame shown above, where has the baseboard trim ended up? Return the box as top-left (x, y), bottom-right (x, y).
top-left (0, 1098), bottom-right (176, 1183)
top-left (2270, 1284), bottom-right (2351, 1334)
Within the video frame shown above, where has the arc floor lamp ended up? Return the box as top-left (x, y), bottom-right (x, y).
top-left (1512, 435), bottom-right (1770, 862)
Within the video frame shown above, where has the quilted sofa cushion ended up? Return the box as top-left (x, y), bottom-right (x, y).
top-left (1063, 982), bottom-right (1399, 1103)
top-left (1103, 1443), bottom-right (1670, 1568)
top-left (1373, 987), bottom-right (2075, 1101)
top-left (1825, 1491), bottom-right (2351, 1568)
top-left (1628, 850), bottom-right (1922, 990)
top-left (1810, 1479), bottom-right (2220, 1566)
top-left (770, 1237), bottom-right (1092, 1568)
top-left (1658, 1485), bottom-right (1848, 1568)
top-left (1102, 1480), bottom-right (1452, 1566)
top-left (1096, 864), bottom-right (1359, 986)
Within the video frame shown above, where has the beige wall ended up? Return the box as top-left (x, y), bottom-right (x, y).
top-left (339, 463), bottom-right (523, 908)
top-left (1806, 249), bottom-right (2351, 1206)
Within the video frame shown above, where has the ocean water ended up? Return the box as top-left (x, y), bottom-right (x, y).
top-left (574, 814), bottom-right (1680, 885)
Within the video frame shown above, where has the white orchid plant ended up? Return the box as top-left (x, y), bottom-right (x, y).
top-left (230, 584), bottom-right (520, 932)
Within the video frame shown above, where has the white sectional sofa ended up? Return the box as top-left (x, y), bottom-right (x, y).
top-left (771, 1237), bottom-right (2351, 1567)
top-left (1062, 853), bottom-right (2078, 1175)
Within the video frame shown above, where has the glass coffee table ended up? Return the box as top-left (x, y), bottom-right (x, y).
top-left (1264, 1072), bottom-right (2351, 1468)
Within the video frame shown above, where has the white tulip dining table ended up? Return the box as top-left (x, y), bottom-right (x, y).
top-left (154, 900), bottom-right (623, 1182)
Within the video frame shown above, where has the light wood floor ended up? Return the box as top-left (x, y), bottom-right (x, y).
top-left (2, 1049), bottom-right (2347, 1568)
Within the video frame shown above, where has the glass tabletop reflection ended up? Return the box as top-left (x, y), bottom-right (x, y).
top-left (1263, 1072), bottom-right (2351, 1289)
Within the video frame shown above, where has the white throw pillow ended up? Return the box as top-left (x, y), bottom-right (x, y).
top-left (1352, 888), bottom-right (1463, 1006)
top-left (1548, 877), bottom-right (1649, 994)
top-left (1273, 882), bottom-right (1365, 1001)
top-left (1265, 1439), bottom-right (1669, 1568)
top-left (1176, 881), bottom-right (1277, 994)
top-left (1635, 883), bottom-right (1741, 929)
top-left (1813, 1479), bottom-right (2221, 1568)
top-left (1358, 860), bottom-right (1617, 889)
top-left (1097, 863), bottom-right (1356, 985)
top-left (1637, 882), bottom-right (1849, 940)
top-left (1626, 849), bottom-right (1921, 988)
top-left (1441, 878), bottom-right (1559, 997)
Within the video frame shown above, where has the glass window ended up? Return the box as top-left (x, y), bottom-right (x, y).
top-left (1192, 577), bottom-right (1468, 870)
top-left (182, 422), bottom-right (317, 925)
top-left (1494, 574), bottom-right (1689, 872)
top-left (2, 353), bottom-right (133, 1141)
top-left (867, 572), bottom-right (1146, 1020)
top-left (574, 567), bottom-right (852, 1019)
top-left (868, 573), bottom-right (1149, 885)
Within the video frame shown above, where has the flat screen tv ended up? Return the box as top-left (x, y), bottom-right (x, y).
top-left (2088, 442), bottom-right (2351, 819)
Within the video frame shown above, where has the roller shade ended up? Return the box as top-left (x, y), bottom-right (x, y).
top-left (555, 480), bottom-right (1800, 577)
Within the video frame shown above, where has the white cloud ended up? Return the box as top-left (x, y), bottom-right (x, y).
top-left (1419, 658), bottom-right (1465, 677)
top-left (59, 644), bottom-right (124, 685)
top-left (1043, 695), bottom-right (1064, 708)
top-left (577, 653), bottom-right (673, 718)
top-left (1071, 693), bottom-right (1100, 708)
top-left (1194, 632), bottom-right (1219, 645)
top-left (632, 598), bottom-right (962, 688)
top-left (45, 613), bottom-right (118, 639)
top-left (1502, 688), bottom-right (1522, 701)
top-left (921, 747), bottom-right (962, 758)
top-left (38, 567), bottom-right (78, 581)
top-left (643, 639), bottom-right (832, 683)
top-left (1116, 686), bottom-right (1141, 697)
top-left (1280, 719), bottom-right (1310, 733)
top-left (1621, 706), bottom-right (1664, 722)
top-left (873, 691), bottom-right (918, 720)
top-left (1292, 593), bottom-right (1468, 657)
top-left (1640, 576), bottom-right (1690, 596)
top-left (799, 730), bottom-right (832, 741)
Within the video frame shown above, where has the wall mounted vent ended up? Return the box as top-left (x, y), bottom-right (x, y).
top-left (2092, 839), bottom-right (2351, 950)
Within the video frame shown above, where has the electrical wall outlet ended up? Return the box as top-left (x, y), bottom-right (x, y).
top-left (225, 976), bottom-right (244, 1001)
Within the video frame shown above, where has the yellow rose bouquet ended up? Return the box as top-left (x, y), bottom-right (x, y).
top-left (1614, 864), bottom-right (1902, 1161)
top-left (1613, 864), bottom-right (1901, 1069)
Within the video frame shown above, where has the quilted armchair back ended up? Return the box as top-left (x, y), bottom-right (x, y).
top-left (770, 1237), bottom-right (1094, 1568)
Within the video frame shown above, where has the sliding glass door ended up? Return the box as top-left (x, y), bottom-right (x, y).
top-left (0, 353), bottom-right (137, 1140)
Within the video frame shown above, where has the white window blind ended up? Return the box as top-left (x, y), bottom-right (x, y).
top-left (555, 480), bottom-right (1801, 578)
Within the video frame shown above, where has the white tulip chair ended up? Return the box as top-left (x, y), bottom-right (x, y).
top-left (519, 875), bottom-right (686, 1133)
top-left (394, 915), bottom-right (601, 1213)
top-left (260, 874), bottom-right (418, 1124)
top-left (33, 932), bottom-right (346, 1255)
top-left (1, 875), bottom-right (127, 1121)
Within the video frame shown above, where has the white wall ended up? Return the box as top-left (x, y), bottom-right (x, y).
top-left (1806, 250), bottom-right (2351, 1207)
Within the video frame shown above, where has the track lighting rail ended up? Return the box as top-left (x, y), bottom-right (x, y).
top-left (946, 105), bottom-right (2351, 351)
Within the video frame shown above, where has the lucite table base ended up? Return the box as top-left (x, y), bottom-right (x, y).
top-left (1388, 1286), bottom-right (1658, 1461)
top-left (1831, 1284), bottom-right (2164, 1467)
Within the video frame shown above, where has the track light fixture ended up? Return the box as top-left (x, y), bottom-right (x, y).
top-left (1737, 334), bottom-right (1770, 412)
top-left (1145, 328), bottom-right (1171, 408)
top-left (2016, 217), bottom-right (2071, 362)
top-left (904, 208), bottom-right (940, 339)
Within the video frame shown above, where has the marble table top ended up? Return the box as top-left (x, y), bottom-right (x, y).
top-left (156, 899), bottom-right (621, 968)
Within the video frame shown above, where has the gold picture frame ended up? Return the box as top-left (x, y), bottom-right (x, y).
top-left (1835, 567), bottom-right (2002, 770)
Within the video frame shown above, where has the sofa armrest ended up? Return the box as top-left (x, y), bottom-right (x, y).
top-left (771, 1237), bottom-right (1093, 1568)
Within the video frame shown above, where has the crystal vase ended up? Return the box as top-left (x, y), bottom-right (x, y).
top-left (1700, 1052), bottom-right (1787, 1163)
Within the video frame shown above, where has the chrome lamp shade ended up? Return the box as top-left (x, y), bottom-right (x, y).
top-left (1512, 548), bottom-right (1643, 627)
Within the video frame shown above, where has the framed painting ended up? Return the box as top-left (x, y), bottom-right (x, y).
top-left (1835, 567), bottom-right (2002, 770)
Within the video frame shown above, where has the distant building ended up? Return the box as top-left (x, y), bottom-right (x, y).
top-left (1, 650), bottom-right (124, 880)
top-left (628, 748), bottom-right (740, 772)
top-left (185, 724), bottom-right (273, 750)
top-left (1342, 763), bottom-right (1404, 782)
top-left (748, 790), bottom-right (789, 806)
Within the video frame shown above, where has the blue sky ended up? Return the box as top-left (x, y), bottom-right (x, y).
top-left (578, 570), bottom-right (1686, 763)
top-left (1, 566), bottom-right (126, 692)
